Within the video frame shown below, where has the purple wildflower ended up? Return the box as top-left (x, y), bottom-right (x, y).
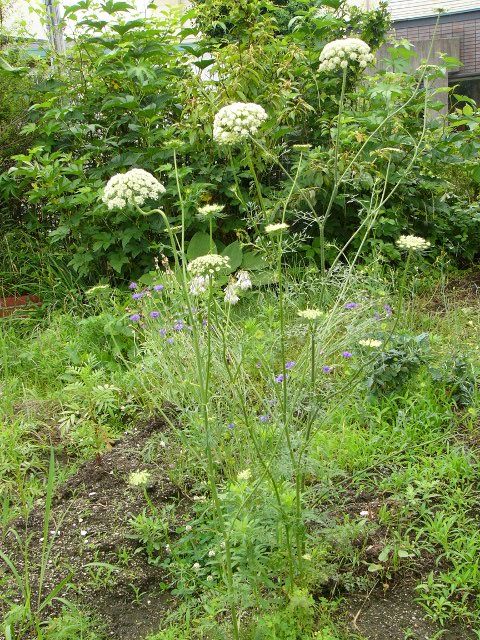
top-left (153, 284), bottom-right (164, 292)
top-left (202, 319), bottom-right (208, 327)
top-left (130, 313), bottom-right (141, 322)
top-left (275, 374), bottom-right (285, 384)
top-left (384, 304), bottom-right (393, 317)
top-left (132, 292), bottom-right (144, 300)
top-left (344, 302), bottom-right (359, 310)
top-left (173, 321), bottom-right (185, 331)
top-left (227, 423), bottom-right (235, 430)
top-left (150, 311), bottom-right (160, 319)
top-left (159, 328), bottom-right (167, 337)
top-left (342, 351), bottom-right (353, 359)
top-left (129, 282), bottom-right (138, 290)
top-left (285, 361), bottom-right (296, 370)
top-left (259, 414), bottom-right (270, 423)
top-left (167, 337), bottom-right (174, 344)
top-left (322, 365), bottom-right (332, 374)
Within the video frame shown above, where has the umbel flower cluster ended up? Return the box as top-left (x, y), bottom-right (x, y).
top-left (187, 254), bottom-right (231, 277)
top-left (103, 169), bottom-right (166, 210)
top-left (213, 102), bottom-right (268, 145)
top-left (396, 235), bottom-right (431, 252)
top-left (318, 38), bottom-right (374, 73)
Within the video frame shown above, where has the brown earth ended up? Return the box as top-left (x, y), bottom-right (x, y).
top-left (1, 418), bottom-right (186, 640)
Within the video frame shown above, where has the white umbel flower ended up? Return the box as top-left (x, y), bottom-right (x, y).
top-left (213, 102), bottom-right (268, 145)
top-left (103, 169), bottom-right (166, 210)
top-left (187, 254), bottom-right (231, 276)
top-left (319, 38), bottom-right (374, 73)
top-left (359, 339), bottom-right (383, 348)
top-left (298, 308), bottom-right (323, 321)
top-left (265, 223), bottom-right (289, 233)
top-left (396, 235), bottom-right (431, 252)
top-left (128, 470), bottom-right (151, 487)
top-left (237, 469), bottom-right (252, 481)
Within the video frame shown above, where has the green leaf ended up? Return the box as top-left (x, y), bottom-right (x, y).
top-left (222, 241), bottom-right (242, 272)
top-left (242, 251), bottom-right (267, 271)
top-left (187, 232), bottom-right (213, 260)
top-left (368, 563), bottom-right (383, 573)
top-left (0, 57), bottom-right (28, 75)
top-left (108, 251), bottom-right (130, 273)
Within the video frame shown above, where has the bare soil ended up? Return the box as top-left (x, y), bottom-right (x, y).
top-left (1, 418), bottom-right (185, 640)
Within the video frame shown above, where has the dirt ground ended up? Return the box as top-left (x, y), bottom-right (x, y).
top-left (347, 581), bottom-right (477, 640)
top-left (1, 418), bottom-right (184, 640)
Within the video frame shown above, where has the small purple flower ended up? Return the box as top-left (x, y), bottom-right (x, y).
top-left (130, 313), bottom-right (141, 322)
top-left (129, 282), bottom-right (138, 290)
top-left (153, 284), bottom-right (164, 292)
top-left (202, 319), bottom-right (208, 327)
top-left (227, 423), bottom-right (235, 430)
top-left (132, 292), bottom-right (144, 300)
top-left (342, 351), bottom-right (353, 359)
top-left (275, 374), bottom-right (285, 384)
top-left (285, 361), bottom-right (296, 370)
top-left (322, 365), bottom-right (332, 374)
top-left (167, 337), bottom-right (174, 344)
top-left (173, 321), bottom-right (185, 331)
top-left (259, 414), bottom-right (270, 423)
top-left (384, 304), bottom-right (392, 317)
top-left (150, 311), bottom-right (160, 319)
top-left (159, 328), bottom-right (167, 337)
top-left (344, 302), bottom-right (359, 310)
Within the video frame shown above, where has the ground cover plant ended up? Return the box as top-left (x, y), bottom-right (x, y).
top-left (1, 0), bottom-right (480, 639)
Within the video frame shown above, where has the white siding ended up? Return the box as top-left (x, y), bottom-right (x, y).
top-left (348, 0), bottom-right (480, 19)
top-left (388, 0), bottom-right (480, 20)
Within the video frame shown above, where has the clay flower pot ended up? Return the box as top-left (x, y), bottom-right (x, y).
top-left (0, 295), bottom-right (42, 317)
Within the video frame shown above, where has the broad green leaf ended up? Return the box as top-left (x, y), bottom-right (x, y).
top-left (242, 251), bottom-right (267, 271)
top-left (222, 241), bottom-right (242, 271)
top-left (187, 232), bottom-right (214, 260)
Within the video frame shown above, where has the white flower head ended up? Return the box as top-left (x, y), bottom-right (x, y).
top-left (213, 102), bottom-right (268, 145)
top-left (103, 169), bottom-right (166, 210)
top-left (319, 38), bottom-right (374, 73)
top-left (128, 469), bottom-right (151, 487)
top-left (396, 235), bottom-right (431, 252)
top-left (298, 308), bottom-right (324, 321)
top-left (187, 254), bottom-right (230, 277)
top-left (224, 283), bottom-right (240, 305)
top-left (197, 203), bottom-right (225, 219)
top-left (358, 339), bottom-right (383, 348)
top-left (265, 223), bottom-right (289, 234)
top-left (237, 469), bottom-right (252, 481)
top-left (208, 549), bottom-right (216, 557)
top-left (189, 275), bottom-right (210, 296)
top-left (193, 562), bottom-right (201, 570)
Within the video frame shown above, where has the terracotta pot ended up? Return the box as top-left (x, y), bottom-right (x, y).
top-left (0, 295), bottom-right (42, 317)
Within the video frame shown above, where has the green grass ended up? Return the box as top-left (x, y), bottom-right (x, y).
top-left (1, 266), bottom-right (479, 639)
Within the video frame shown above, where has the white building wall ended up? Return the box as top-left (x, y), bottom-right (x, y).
top-left (349, 0), bottom-right (480, 20)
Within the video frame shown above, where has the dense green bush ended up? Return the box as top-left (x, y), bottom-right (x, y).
top-left (0, 0), bottom-right (479, 285)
